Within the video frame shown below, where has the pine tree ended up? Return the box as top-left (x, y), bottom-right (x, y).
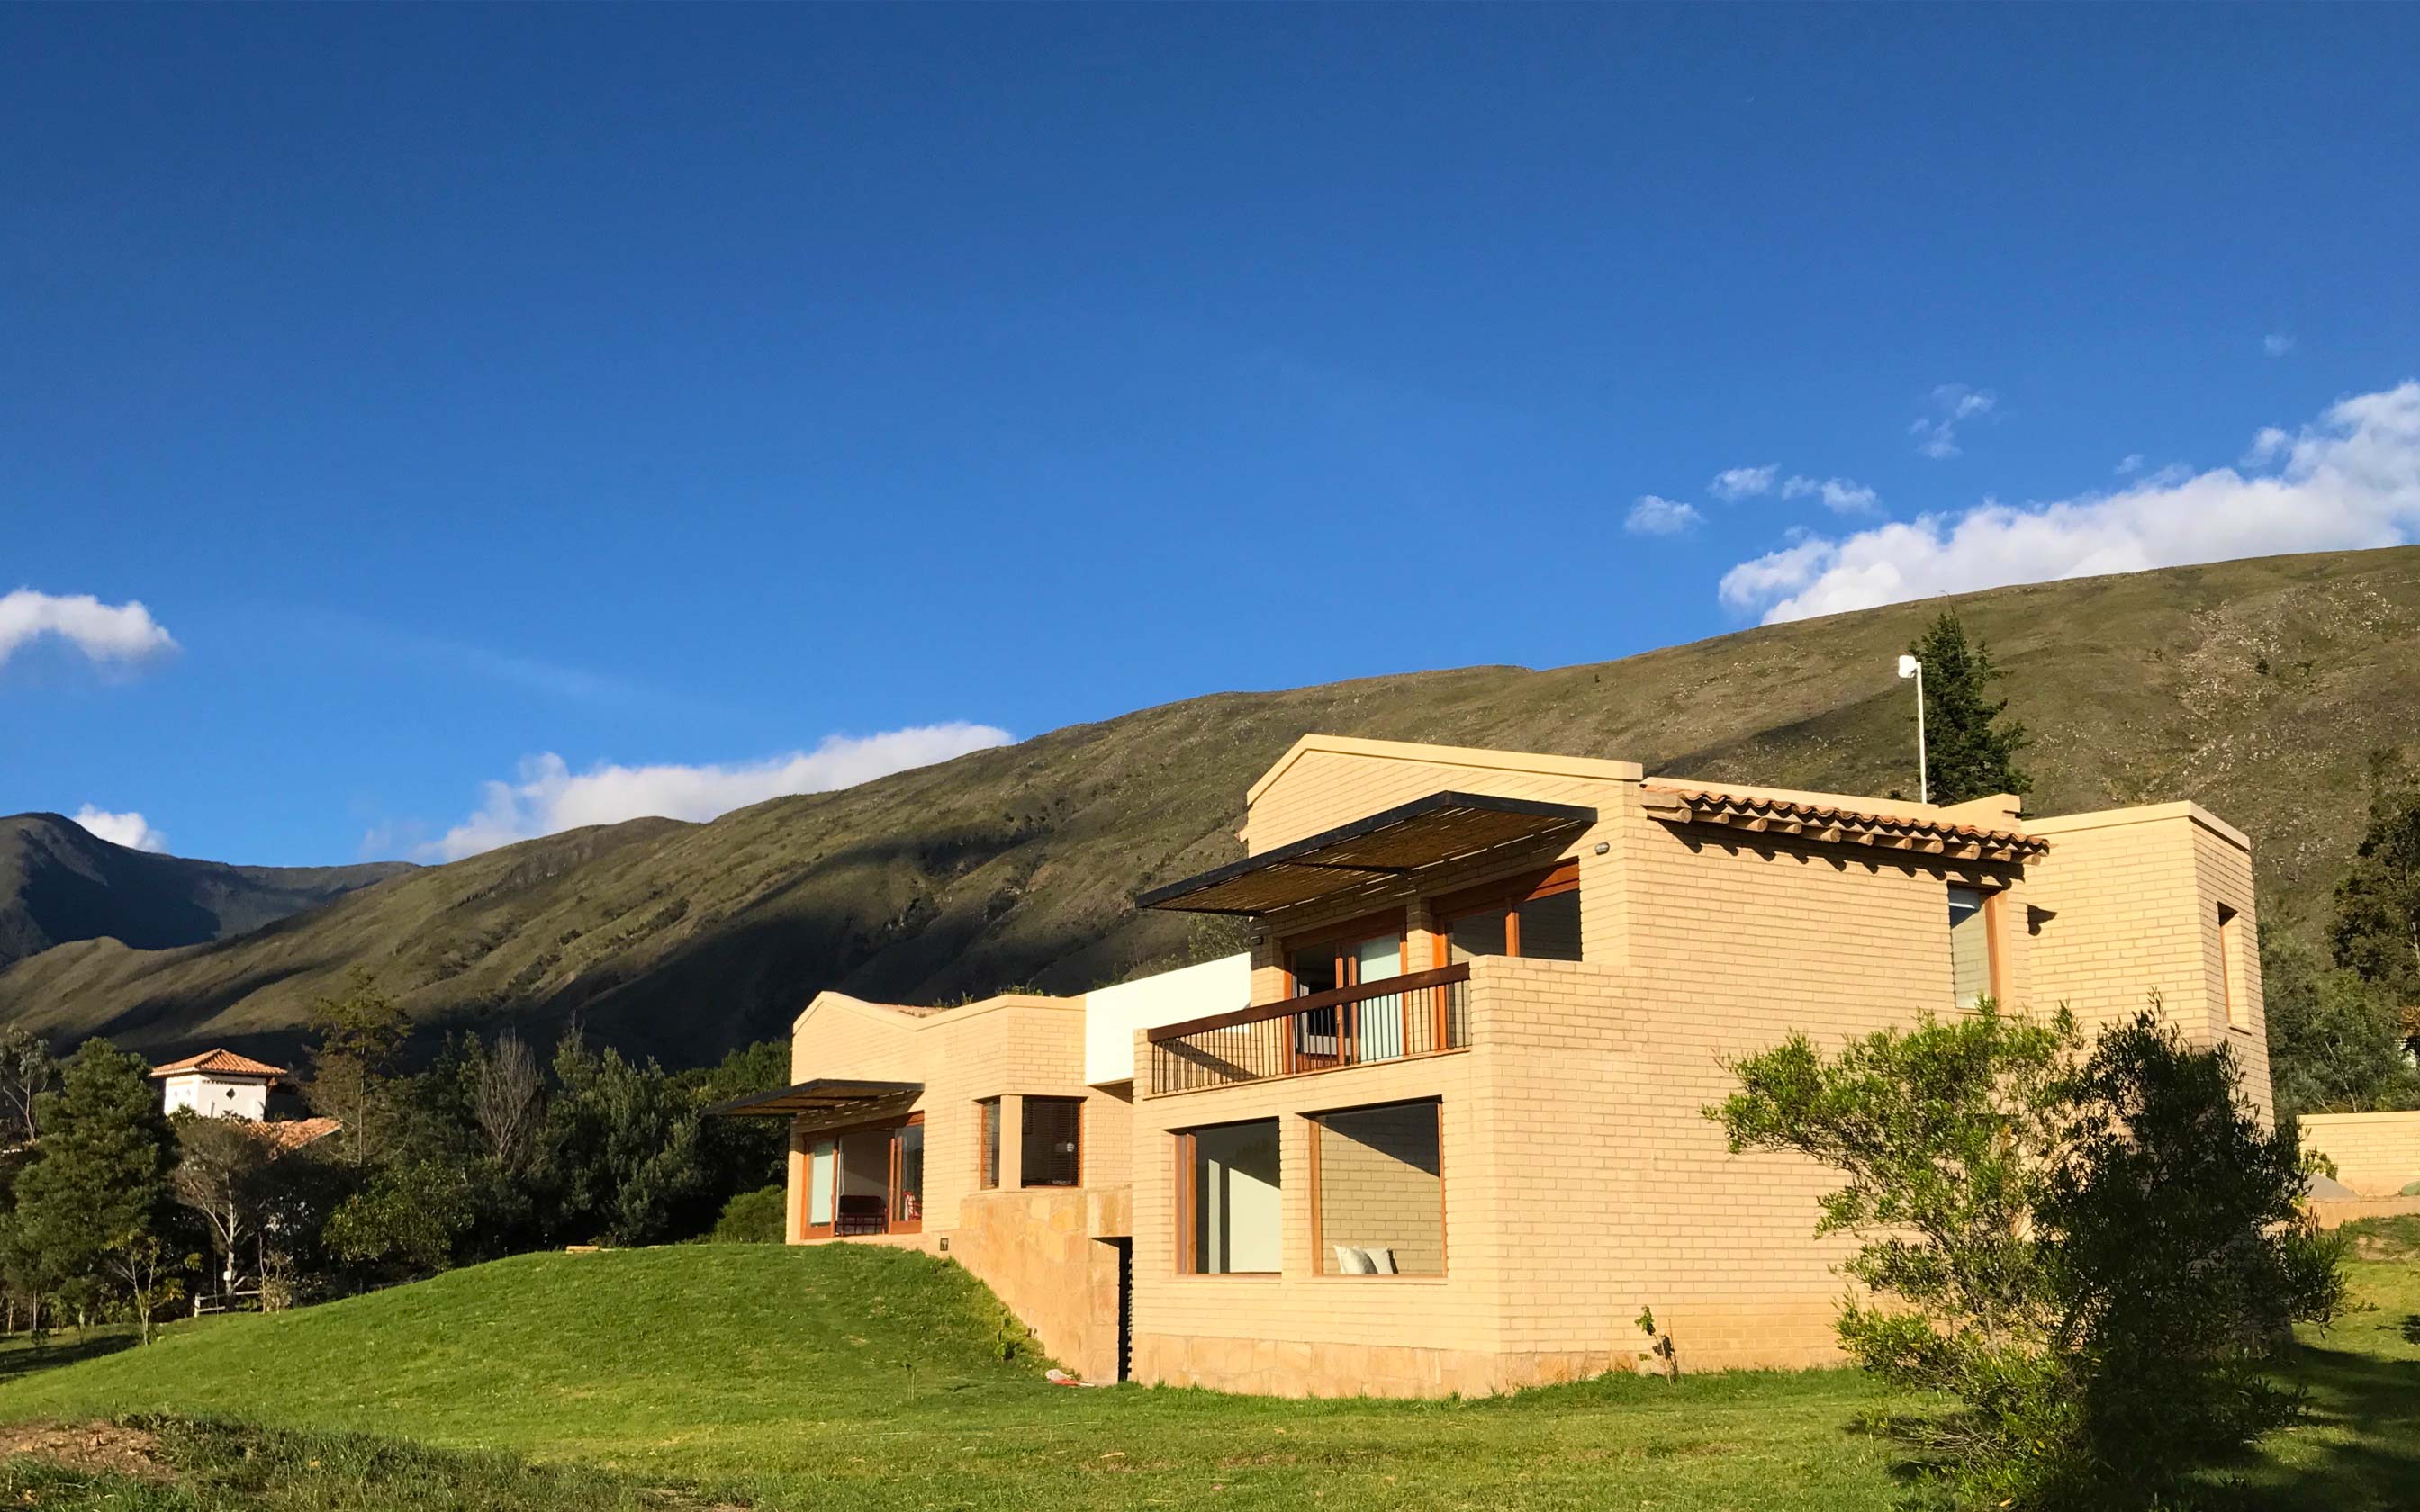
top-left (2329, 751), bottom-right (2420, 1047)
top-left (11, 1040), bottom-right (178, 1328)
top-left (1908, 611), bottom-right (2031, 805)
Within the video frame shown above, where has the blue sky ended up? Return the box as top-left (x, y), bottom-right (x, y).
top-left (7, 5), bottom-right (2418, 867)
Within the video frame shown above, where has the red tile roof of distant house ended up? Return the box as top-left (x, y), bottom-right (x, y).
top-left (257, 1116), bottom-right (341, 1151)
top-left (148, 1048), bottom-right (288, 1079)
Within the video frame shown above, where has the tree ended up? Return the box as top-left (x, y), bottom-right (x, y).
top-left (170, 1113), bottom-right (280, 1292)
top-left (542, 1028), bottom-right (712, 1247)
top-left (103, 1233), bottom-right (194, 1346)
top-left (0, 1026), bottom-right (57, 1147)
top-left (12, 1040), bottom-right (178, 1330)
top-left (474, 1030), bottom-right (545, 1174)
top-left (2039, 1012), bottom-right (2343, 1500)
top-left (2262, 923), bottom-right (2420, 1116)
top-left (323, 1158), bottom-right (477, 1278)
top-left (2331, 752), bottom-right (2420, 1038)
top-left (1906, 611), bottom-right (2031, 805)
top-left (1711, 1002), bottom-right (2338, 1508)
top-left (303, 968), bottom-right (411, 1166)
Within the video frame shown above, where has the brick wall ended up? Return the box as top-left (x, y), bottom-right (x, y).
top-left (2300, 1111), bottom-right (2420, 1196)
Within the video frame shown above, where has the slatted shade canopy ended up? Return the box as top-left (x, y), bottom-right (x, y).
top-left (1137, 791), bottom-right (1597, 916)
top-left (704, 1078), bottom-right (923, 1120)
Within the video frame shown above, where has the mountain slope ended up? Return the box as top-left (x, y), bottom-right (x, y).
top-left (4, 544), bottom-right (2417, 1066)
top-left (0, 814), bottom-right (411, 970)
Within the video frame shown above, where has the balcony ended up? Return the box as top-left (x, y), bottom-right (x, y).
top-left (1146, 964), bottom-right (1469, 1095)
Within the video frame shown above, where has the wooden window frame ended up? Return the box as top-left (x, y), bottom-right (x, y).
top-left (799, 1112), bottom-right (927, 1239)
top-left (1280, 909), bottom-right (1409, 1075)
top-left (1173, 1118), bottom-right (1282, 1277)
top-left (1306, 1097), bottom-right (1447, 1279)
top-left (1019, 1095), bottom-right (1085, 1190)
top-left (1430, 860), bottom-right (1580, 965)
top-left (2217, 903), bottom-right (2246, 1030)
top-left (976, 1097), bottom-right (1002, 1191)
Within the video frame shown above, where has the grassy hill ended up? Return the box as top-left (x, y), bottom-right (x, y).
top-left (0, 814), bottom-right (410, 971)
top-left (2, 1234), bottom-right (2415, 1509)
top-left (6, 544), bottom-right (2420, 1066)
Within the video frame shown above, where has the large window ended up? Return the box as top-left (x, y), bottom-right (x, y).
top-left (1021, 1096), bottom-right (1082, 1187)
top-left (1287, 912), bottom-right (1408, 1065)
top-left (1312, 1100), bottom-right (1443, 1276)
top-left (1436, 861), bottom-right (1582, 965)
top-left (1179, 1119), bottom-right (1282, 1274)
top-left (978, 1097), bottom-right (1001, 1189)
top-left (896, 1118), bottom-right (925, 1228)
top-left (1947, 886), bottom-right (2000, 1008)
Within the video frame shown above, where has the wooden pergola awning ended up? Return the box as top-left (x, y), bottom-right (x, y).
top-left (1641, 785), bottom-right (2045, 863)
top-left (1138, 791), bottom-right (1598, 916)
top-left (705, 1078), bottom-right (923, 1120)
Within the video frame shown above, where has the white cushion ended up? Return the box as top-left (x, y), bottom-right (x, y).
top-left (1364, 1246), bottom-right (1397, 1274)
top-left (1332, 1244), bottom-right (1374, 1274)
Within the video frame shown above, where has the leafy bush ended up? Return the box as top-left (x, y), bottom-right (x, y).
top-left (1711, 1002), bottom-right (2341, 1509)
top-left (710, 1185), bottom-right (784, 1244)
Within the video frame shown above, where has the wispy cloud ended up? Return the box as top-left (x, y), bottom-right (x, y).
top-left (1625, 495), bottom-right (1703, 536)
top-left (1709, 465), bottom-right (1778, 502)
top-left (414, 723), bottom-right (1016, 860)
top-left (73, 805), bottom-right (169, 853)
top-left (0, 590), bottom-right (176, 670)
top-left (1782, 475), bottom-right (1879, 513)
top-left (1720, 380), bottom-right (2420, 624)
top-left (2114, 454), bottom-right (2145, 476)
top-left (1909, 383), bottom-right (1997, 460)
top-left (2264, 332), bottom-right (2296, 357)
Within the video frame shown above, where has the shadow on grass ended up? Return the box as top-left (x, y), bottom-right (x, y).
top-left (2199, 1343), bottom-right (2420, 1512)
top-left (0, 1332), bottom-right (139, 1386)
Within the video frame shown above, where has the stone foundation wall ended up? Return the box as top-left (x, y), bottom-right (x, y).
top-left (1133, 1332), bottom-right (1631, 1398)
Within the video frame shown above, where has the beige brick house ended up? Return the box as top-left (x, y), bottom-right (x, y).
top-left (715, 734), bottom-right (2270, 1396)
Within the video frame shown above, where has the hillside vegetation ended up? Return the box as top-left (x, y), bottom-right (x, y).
top-left (4, 1233), bottom-right (2415, 1509)
top-left (0, 814), bottom-right (409, 971)
top-left (5, 545), bottom-right (2420, 1066)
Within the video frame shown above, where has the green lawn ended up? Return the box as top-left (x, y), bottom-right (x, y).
top-left (1, 1230), bottom-right (2414, 1510)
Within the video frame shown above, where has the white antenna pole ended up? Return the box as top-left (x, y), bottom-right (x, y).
top-left (1897, 654), bottom-right (1928, 805)
top-left (1915, 662), bottom-right (1928, 806)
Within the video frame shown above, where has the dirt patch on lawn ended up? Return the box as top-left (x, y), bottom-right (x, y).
top-left (0, 1420), bottom-right (174, 1480)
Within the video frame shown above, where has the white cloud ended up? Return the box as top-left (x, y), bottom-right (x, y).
top-left (420, 722), bottom-right (1016, 861)
top-left (1709, 465), bottom-right (1778, 501)
top-left (73, 805), bottom-right (169, 853)
top-left (1910, 383), bottom-right (1997, 459)
top-left (2265, 332), bottom-right (2296, 357)
top-left (0, 590), bottom-right (176, 669)
top-left (1782, 475), bottom-right (1880, 513)
top-left (2114, 454), bottom-right (2144, 476)
top-left (1624, 495), bottom-right (1703, 536)
top-left (1720, 380), bottom-right (2420, 625)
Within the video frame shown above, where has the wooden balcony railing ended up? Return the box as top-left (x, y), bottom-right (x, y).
top-left (1146, 964), bottom-right (1469, 1094)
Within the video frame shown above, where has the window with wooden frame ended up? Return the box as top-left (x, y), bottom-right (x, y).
top-left (2218, 903), bottom-right (2247, 1030)
top-left (1310, 1099), bottom-right (1443, 1277)
top-left (1175, 1119), bottom-right (1282, 1274)
top-left (1947, 885), bottom-right (2009, 1009)
top-left (1284, 910), bottom-right (1410, 1066)
top-left (797, 1113), bottom-right (926, 1238)
top-left (1020, 1096), bottom-right (1082, 1187)
top-left (1431, 860), bottom-right (1582, 966)
top-left (977, 1097), bottom-right (1002, 1189)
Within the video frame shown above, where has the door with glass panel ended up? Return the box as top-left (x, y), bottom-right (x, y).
top-left (802, 1137), bottom-right (838, 1238)
top-left (1287, 915), bottom-right (1407, 1070)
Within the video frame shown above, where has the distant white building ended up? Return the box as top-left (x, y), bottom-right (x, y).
top-left (149, 1048), bottom-right (286, 1120)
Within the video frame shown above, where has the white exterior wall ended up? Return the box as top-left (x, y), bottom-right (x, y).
top-left (1082, 953), bottom-right (1252, 1085)
top-left (161, 1073), bottom-right (272, 1120)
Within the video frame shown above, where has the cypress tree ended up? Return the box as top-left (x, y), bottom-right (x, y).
top-left (1908, 611), bottom-right (2031, 805)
